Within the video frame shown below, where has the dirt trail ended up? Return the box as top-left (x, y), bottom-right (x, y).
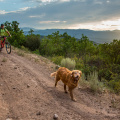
top-left (0, 47), bottom-right (120, 120)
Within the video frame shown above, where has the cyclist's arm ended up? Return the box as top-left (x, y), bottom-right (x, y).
top-left (6, 30), bottom-right (11, 37)
top-left (4, 28), bottom-right (11, 37)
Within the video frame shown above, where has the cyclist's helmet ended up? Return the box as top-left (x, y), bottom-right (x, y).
top-left (1, 24), bottom-right (4, 26)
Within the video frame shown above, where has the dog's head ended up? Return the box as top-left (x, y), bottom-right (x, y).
top-left (71, 70), bottom-right (82, 83)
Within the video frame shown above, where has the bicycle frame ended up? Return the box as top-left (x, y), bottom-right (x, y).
top-left (0, 36), bottom-right (11, 54)
top-left (0, 36), bottom-right (6, 48)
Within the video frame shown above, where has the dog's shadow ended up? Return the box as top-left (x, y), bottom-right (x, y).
top-left (48, 85), bottom-right (72, 102)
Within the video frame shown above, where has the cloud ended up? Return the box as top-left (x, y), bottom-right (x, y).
top-left (39, 0), bottom-right (57, 2)
top-left (102, 19), bottom-right (120, 27)
top-left (29, 13), bottom-right (46, 18)
top-left (23, 0), bottom-right (85, 3)
top-left (0, 10), bottom-right (7, 14)
top-left (59, 0), bottom-right (70, 2)
top-left (68, 23), bottom-right (115, 31)
top-left (0, 0), bottom-right (120, 30)
top-left (0, 7), bottom-right (30, 14)
top-left (39, 20), bottom-right (67, 24)
top-left (94, 0), bottom-right (103, 5)
top-left (20, 7), bottom-right (30, 11)
top-left (69, 18), bottom-right (120, 31)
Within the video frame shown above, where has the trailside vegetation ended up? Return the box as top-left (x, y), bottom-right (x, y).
top-left (4, 21), bottom-right (120, 94)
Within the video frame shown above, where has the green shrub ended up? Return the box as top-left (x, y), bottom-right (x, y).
top-left (32, 49), bottom-right (40, 55)
top-left (51, 56), bottom-right (64, 65)
top-left (61, 58), bottom-right (76, 70)
top-left (82, 64), bottom-right (91, 80)
top-left (114, 81), bottom-right (120, 94)
top-left (111, 64), bottom-right (120, 74)
top-left (108, 75), bottom-right (120, 94)
top-left (72, 56), bottom-right (84, 69)
top-left (89, 78), bottom-right (105, 93)
top-left (79, 78), bottom-right (89, 88)
top-left (80, 72), bottom-right (106, 94)
top-left (24, 35), bottom-right (40, 51)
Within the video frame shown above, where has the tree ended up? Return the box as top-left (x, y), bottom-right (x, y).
top-left (61, 32), bottom-right (76, 57)
top-left (39, 31), bottom-right (77, 57)
top-left (11, 21), bottom-right (20, 32)
top-left (4, 21), bottom-right (25, 47)
top-left (76, 34), bottom-right (96, 57)
top-left (28, 29), bottom-right (34, 35)
top-left (99, 40), bottom-right (120, 64)
top-left (4, 21), bottom-right (12, 31)
top-left (25, 34), bottom-right (40, 51)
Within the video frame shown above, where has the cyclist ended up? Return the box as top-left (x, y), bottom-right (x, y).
top-left (0, 24), bottom-right (11, 51)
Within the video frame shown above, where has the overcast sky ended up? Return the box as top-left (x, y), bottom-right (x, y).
top-left (0, 0), bottom-right (120, 30)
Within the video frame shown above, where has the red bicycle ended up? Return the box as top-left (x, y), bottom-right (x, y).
top-left (0, 36), bottom-right (11, 54)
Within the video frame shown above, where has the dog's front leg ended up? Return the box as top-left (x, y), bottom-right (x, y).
top-left (64, 84), bottom-right (68, 93)
top-left (69, 89), bottom-right (76, 102)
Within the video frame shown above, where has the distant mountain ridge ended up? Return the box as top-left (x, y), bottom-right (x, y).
top-left (21, 27), bottom-right (120, 44)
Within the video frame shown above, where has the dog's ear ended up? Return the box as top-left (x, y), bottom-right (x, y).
top-left (79, 71), bottom-right (82, 77)
top-left (71, 71), bottom-right (74, 77)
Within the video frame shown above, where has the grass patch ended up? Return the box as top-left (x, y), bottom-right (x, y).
top-left (17, 51), bottom-right (25, 57)
top-left (2, 58), bottom-right (7, 62)
top-left (21, 46), bottom-right (29, 53)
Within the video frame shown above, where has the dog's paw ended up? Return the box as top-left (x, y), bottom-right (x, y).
top-left (65, 91), bottom-right (68, 94)
top-left (72, 98), bottom-right (77, 102)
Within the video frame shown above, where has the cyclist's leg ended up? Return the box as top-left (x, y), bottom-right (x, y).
top-left (0, 44), bottom-right (1, 51)
top-left (0, 39), bottom-right (3, 51)
top-left (0, 39), bottom-right (1, 48)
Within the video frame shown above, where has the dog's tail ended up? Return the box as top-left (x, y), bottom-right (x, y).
top-left (50, 72), bottom-right (57, 77)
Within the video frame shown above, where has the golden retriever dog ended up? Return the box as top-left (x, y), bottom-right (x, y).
top-left (51, 67), bottom-right (82, 101)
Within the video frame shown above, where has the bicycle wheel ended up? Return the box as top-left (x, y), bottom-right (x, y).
top-left (6, 42), bottom-right (11, 54)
